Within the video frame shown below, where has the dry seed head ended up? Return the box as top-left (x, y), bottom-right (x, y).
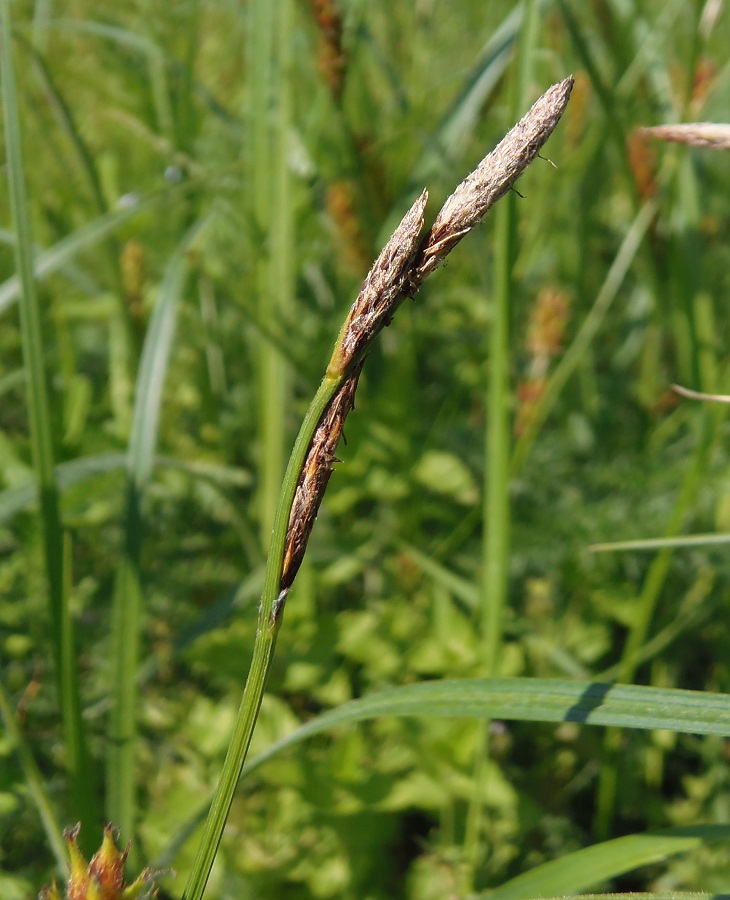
top-left (279, 77), bottom-right (574, 602)
top-left (410, 76), bottom-right (574, 288)
top-left (640, 123), bottom-right (730, 150)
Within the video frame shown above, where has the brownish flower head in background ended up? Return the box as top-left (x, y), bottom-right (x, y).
top-left (526, 287), bottom-right (570, 368)
top-left (327, 180), bottom-right (372, 275)
top-left (307, 0), bottom-right (346, 103)
top-left (627, 129), bottom-right (659, 202)
top-left (515, 287), bottom-right (570, 438)
top-left (690, 57), bottom-right (717, 112)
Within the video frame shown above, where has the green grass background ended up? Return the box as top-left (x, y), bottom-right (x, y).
top-left (2, 0), bottom-right (730, 897)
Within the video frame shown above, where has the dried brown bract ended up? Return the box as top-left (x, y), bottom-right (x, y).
top-left (640, 123), bottom-right (730, 150)
top-left (280, 362), bottom-right (364, 598)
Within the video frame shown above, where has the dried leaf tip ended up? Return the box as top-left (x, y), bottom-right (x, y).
top-left (279, 362), bottom-right (363, 602)
top-left (411, 76), bottom-right (574, 287)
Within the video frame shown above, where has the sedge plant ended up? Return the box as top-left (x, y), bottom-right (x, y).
top-left (181, 76), bottom-right (574, 900)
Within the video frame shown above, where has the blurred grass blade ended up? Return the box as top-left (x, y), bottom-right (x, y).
top-left (591, 532), bottom-right (730, 553)
top-left (248, 0), bottom-right (294, 540)
top-left (556, 0), bottom-right (633, 183)
top-left (21, 33), bottom-right (107, 215)
top-left (410, 4), bottom-right (522, 186)
top-left (164, 679), bottom-right (730, 871)
top-left (0, 451), bottom-right (249, 522)
top-left (242, 678), bottom-right (730, 779)
top-left (486, 825), bottom-right (730, 900)
top-left (0, 194), bottom-right (160, 315)
top-left (0, 454), bottom-right (128, 524)
top-left (106, 216), bottom-right (212, 842)
top-left (397, 540), bottom-right (479, 609)
top-left (558, 895), bottom-right (728, 900)
top-left (0, 0), bottom-right (96, 833)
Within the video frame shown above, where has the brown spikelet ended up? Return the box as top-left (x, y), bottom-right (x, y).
top-left (276, 78), bottom-right (573, 602)
top-left (690, 58), bottom-right (717, 112)
top-left (327, 180), bottom-right (372, 275)
top-left (514, 379), bottom-right (548, 440)
top-left (526, 287), bottom-right (570, 366)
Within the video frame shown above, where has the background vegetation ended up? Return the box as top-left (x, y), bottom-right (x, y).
top-left (2, 0), bottom-right (730, 897)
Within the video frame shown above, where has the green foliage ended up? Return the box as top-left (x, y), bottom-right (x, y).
top-left (2, 0), bottom-right (730, 897)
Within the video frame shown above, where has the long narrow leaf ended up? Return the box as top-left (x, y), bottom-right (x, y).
top-left (0, 0), bottom-right (96, 833)
top-left (486, 825), bottom-right (730, 900)
top-left (160, 678), bottom-right (730, 872)
top-left (241, 678), bottom-right (730, 779)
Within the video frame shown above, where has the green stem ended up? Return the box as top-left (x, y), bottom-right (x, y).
top-left (249, 0), bottom-right (293, 542)
top-left (463, 4), bottom-right (537, 884)
top-left (182, 371), bottom-right (342, 900)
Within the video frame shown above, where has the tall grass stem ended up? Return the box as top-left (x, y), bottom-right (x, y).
top-left (464, 6), bottom-right (539, 886)
top-left (249, 0), bottom-right (292, 541)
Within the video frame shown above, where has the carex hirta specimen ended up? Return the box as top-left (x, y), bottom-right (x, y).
top-left (278, 76), bottom-right (575, 610)
top-left (183, 76), bottom-right (574, 900)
